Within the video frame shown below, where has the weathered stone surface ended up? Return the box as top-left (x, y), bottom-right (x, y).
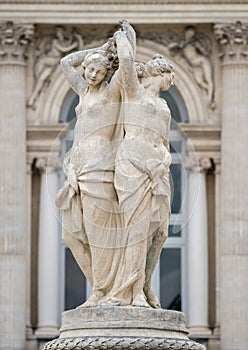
top-left (56, 20), bottom-right (173, 309)
top-left (44, 307), bottom-right (205, 350)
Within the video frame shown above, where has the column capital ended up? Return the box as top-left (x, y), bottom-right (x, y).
top-left (0, 21), bottom-right (34, 65)
top-left (185, 156), bottom-right (213, 174)
top-left (35, 156), bottom-right (61, 173)
top-left (214, 21), bottom-right (248, 63)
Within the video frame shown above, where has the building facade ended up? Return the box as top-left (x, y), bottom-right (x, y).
top-left (0, 1), bottom-right (248, 349)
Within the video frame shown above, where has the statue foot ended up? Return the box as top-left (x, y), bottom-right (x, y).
top-left (144, 286), bottom-right (161, 309)
top-left (132, 293), bottom-right (151, 308)
top-left (77, 291), bottom-right (104, 308)
top-left (99, 297), bottom-right (127, 307)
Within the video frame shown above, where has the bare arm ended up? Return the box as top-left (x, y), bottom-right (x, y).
top-left (119, 19), bottom-right (136, 57)
top-left (114, 27), bottom-right (139, 100)
top-left (55, 40), bottom-right (78, 54)
top-left (60, 41), bottom-right (112, 95)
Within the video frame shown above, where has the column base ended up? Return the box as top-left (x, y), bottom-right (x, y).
top-left (35, 326), bottom-right (59, 339)
top-left (188, 325), bottom-right (212, 338)
top-left (43, 306), bottom-right (205, 349)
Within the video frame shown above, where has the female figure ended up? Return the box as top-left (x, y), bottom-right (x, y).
top-left (56, 38), bottom-right (125, 307)
top-left (28, 26), bottom-right (82, 108)
top-left (104, 23), bottom-right (174, 308)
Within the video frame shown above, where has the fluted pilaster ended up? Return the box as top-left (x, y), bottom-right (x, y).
top-left (0, 21), bottom-right (34, 350)
top-left (214, 21), bottom-right (248, 350)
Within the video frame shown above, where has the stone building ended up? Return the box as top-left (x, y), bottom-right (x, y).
top-left (0, 1), bottom-right (248, 349)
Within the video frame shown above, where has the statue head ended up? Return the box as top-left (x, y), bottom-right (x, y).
top-left (184, 26), bottom-right (196, 41)
top-left (82, 51), bottom-right (115, 84)
top-left (145, 54), bottom-right (174, 77)
top-left (140, 55), bottom-right (174, 91)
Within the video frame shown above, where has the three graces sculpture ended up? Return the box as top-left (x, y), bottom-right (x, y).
top-left (56, 20), bottom-right (174, 309)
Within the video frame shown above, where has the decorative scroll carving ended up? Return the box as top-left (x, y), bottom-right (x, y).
top-left (27, 26), bottom-right (84, 109)
top-left (139, 26), bottom-right (215, 109)
top-left (214, 21), bottom-right (248, 62)
top-left (0, 21), bottom-right (34, 64)
top-left (44, 337), bottom-right (205, 350)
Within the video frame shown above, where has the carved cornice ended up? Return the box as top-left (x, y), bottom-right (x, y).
top-left (214, 21), bottom-right (248, 63)
top-left (0, 21), bottom-right (34, 64)
top-left (1, 0), bottom-right (248, 3)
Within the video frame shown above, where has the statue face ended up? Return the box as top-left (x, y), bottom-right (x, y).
top-left (85, 63), bottom-right (107, 86)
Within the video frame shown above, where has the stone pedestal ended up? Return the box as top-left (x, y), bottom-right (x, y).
top-left (44, 307), bottom-right (205, 350)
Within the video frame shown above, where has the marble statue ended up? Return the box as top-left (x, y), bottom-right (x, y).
top-left (56, 20), bottom-right (174, 309)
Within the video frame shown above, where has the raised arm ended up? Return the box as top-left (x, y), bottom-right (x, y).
top-left (60, 41), bottom-right (113, 95)
top-left (114, 23), bottom-right (139, 99)
top-left (119, 19), bottom-right (136, 57)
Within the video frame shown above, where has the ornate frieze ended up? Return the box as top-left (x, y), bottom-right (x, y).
top-left (139, 26), bottom-right (215, 109)
top-left (214, 21), bottom-right (248, 62)
top-left (0, 21), bottom-right (34, 64)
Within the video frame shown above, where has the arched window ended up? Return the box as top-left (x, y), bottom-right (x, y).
top-left (58, 86), bottom-right (188, 314)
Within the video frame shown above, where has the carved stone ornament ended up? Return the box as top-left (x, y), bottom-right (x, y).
top-left (0, 21), bottom-right (34, 64)
top-left (44, 337), bottom-right (205, 350)
top-left (35, 156), bottom-right (61, 173)
top-left (44, 307), bottom-right (205, 350)
top-left (27, 26), bottom-right (84, 109)
top-left (139, 26), bottom-right (215, 109)
top-left (214, 21), bottom-right (248, 62)
top-left (185, 156), bottom-right (213, 174)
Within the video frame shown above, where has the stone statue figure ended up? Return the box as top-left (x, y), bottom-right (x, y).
top-left (56, 28), bottom-right (126, 308)
top-left (56, 20), bottom-right (173, 309)
top-left (99, 21), bottom-right (173, 308)
top-left (28, 26), bottom-right (83, 108)
top-left (169, 26), bottom-right (215, 108)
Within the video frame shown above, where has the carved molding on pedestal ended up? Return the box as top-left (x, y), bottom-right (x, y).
top-left (0, 21), bottom-right (34, 64)
top-left (43, 307), bottom-right (205, 350)
top-left (214, 21), bottom-right (248, 63)
top-left (44, 337), bottom-right (205, 350)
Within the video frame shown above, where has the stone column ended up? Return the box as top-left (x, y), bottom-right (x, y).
top-left (214, 21), bottom-right (248, 350)
top-left (26, 160), bottom-right (38, 350)
top-left (35, 157), bottom-right (60, 339)
top-left (186, 157), bottom-right (211, 336)
top-left (213, 160), bottom-right (221, 337)
top-left (0, 22), bottom-right (34, 350)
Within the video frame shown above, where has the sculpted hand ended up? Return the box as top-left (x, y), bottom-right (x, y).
top-left (101, 37), bottom-right (116, 53)
top-left (119, 19), bottom-right (130, 31)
